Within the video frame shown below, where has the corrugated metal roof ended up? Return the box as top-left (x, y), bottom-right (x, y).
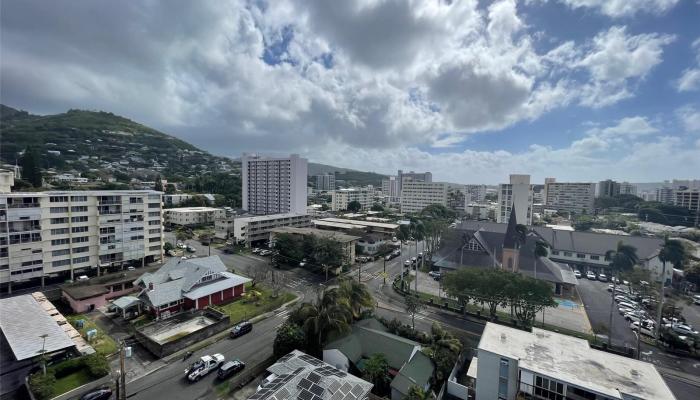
top-left (183, 272), bottom-right (251, 300)
top-left (0, 295), bottom-right (76, 361)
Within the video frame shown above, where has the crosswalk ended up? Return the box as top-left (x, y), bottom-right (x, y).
top-left (285, 277), bottom-right (312, 288)
top-left (359, 271), bottom-right (384, 282)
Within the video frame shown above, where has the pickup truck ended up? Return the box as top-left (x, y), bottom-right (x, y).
top-left (185, 354), bottom-right (225, 382)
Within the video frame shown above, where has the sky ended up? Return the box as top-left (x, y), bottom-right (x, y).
top-left (1, 0), bottom-right (699, 184)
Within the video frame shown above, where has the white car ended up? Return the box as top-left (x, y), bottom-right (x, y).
top-left (631, 321), bottom-right (655, 337)
top-left (252, 248), bottom-right (261, 254)
top-left (598, 273), bottom-right (608, 282)
top-left (619, 306), bottom-right (636, 316)
top-left (185, 354), bottom-right (225, 382)
top-left (586, 271), bottom-right (596, 280)
top-left (669, 324), bottom-right (699, 336)
top-left (625, 312), bottom-right (652, 325)
top-left (574, 270), bottom-right (582, 279)
top-left (618, 301), bottom-right (638, 310)
top-left (693, 295), bottom-right (700, 305)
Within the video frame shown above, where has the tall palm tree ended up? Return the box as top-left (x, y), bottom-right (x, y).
top-left (605, 241), bottom-right (639, 348)
top-left (339, 278), bottom-right (375, 319)
top-left (656, 238), bottom-right (686, 339)
top-left (294, 289), bottom-right (353, 356)
top-left (515, 224), bottom-right (528, 249)
top-left (427, 323), bottom-right (463, 381)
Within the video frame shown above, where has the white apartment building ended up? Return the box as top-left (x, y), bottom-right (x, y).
top-left (164, 207), bottom-right (225, 226)
top-left (544, 182), bottom-right (595, 214)
top-left (656, 187), bottom-right (674, 204)
top-left (0, 170), bottom-right (14, 194)
top-left (464, 184), bottom-right (487, 203)
top-left (1, 191), bottom-right (164, 290)
top-left (674, 189), bottom-right (699, 213)
top-left (314, 173), bottom-right (336, 191)
top-left (242, 153), bottom-right (308, 215)
top-left (381, 176), bottom-right (400, 202)
top-left (226, 213), bottom-right (312, 246)
top-left (471, 323), bottom-right (675, 400)
top-left (399, 181), bottom-right (448, 214)
top-left (619, 181), bottom-right (637, 196)
top-left (331, 188), bottom-right (374, 211)
top-left (497, 175), bottom-right (533, 225)
top-left (397, 170), bottom-right (432, 195)
top-left (465, 203), bottom-right (493, 220)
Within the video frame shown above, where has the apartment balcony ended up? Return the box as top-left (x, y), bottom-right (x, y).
top-left (7, 203), bottom-right (40, 209)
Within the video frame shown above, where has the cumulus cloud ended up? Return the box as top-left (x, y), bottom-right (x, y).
top-left (545, 0), bottom-right (679, 18)
top-left (677, 105), bottom-right (700, 132)
top-left (676, 38), bottom-right (700, 92)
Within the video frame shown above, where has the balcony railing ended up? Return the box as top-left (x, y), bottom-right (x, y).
top-left (8, 203), bottom-right (40, 209)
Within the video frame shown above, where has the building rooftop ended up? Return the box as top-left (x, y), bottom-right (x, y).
top-left (0, 294), bottom-right (78, 361)
top-left (270, 226), bottom-right (360, 243)
top-left (5, 190), bottom-right (161, 197)
top-left (478, 323), bottom-right (675, 400)
top-left (165, 206), bottom-right (221, 213)
top-left (235, 212), bottom-right (309, 223)
top-left (319, 217), bottom-right (399, 230)
top-left (249, 350), bottom-right (373, 400)
top-left (313, 220), bottom-right (368, 230)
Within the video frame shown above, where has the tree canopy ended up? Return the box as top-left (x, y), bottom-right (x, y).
top-left (347, 200), bottom-right (362, 212)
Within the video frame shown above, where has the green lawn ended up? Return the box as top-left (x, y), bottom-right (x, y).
top-left (213, 284), bottom-right (296, 325)
top-left (66, 315), bottom-right (118, 355)
top-left (52, 369), bottom-right (92, 396)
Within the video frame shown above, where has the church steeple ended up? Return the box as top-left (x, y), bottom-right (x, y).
top-left (503, 205), bottom-right (518, 249)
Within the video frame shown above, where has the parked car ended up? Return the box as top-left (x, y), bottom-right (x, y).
top-left (625, 312), bottom-right (653, 325)
top-left (230, 321), bottom-right (253, 338)
top-left (186, 246), bottom-right (196, 253)
top-left (403, 260), bottom-right (411, 268)
top-left (428, 270), bottom-right (442, 278)
top-left (259, 250), bottom-right (272, 256)
top-left (693, 295), bottom-right (700, 305)
top-left (598, 273), bottom-right (608, 282)
top-left (586, 271), bottom-right (596, 280)
top-left (411, 257), bottom-right (417, 264)
top-left (252, 248), bottom-right (261, 254)
top-left (619, 306), bottom-right (636, 316)
top-left (185, 354), bottom-right (225, 382)
top-left (417, 252), bottom-right (423, 259)
top-left (618, 301), bottom-right (638, 311)
top-left (631, 321), bottom-right (655, 337)
top-left (77, 275), bottom-right (89, 281)
top-left (669, 323), bottom-right (699, 336)
top-left (80, 388), bottom-right (113, 400)
top-left (574, 270), bottom-right (581, 279)
top-left (217, 359), bottom-right (245, 379)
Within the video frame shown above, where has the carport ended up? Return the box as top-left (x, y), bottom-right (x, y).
top-left (112, 296), bottom-right (143, 319)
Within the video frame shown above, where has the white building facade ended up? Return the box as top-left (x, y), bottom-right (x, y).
top-left (229, 213), bottom-right (312, 245)
top-left (497, 175), bottom-right (533, 225)
top-left (399, 181), bottom-right (448, 214)
top-left (674, 189), bottom-right (700, 213)
top-left (164, 207), bottom-right (225, 226)
top-left (241, 153), bottom-right (308, 215)
top-left (331, 188), bottom-right (374, 211)
top-left (1, 191), bottom-right (164, 290)
top-left (464, 184), bottom-right (487, 203)
top-left (544, 182), bottom-right (596, 214)
top-left (314, 173), bottom-right (336, 191)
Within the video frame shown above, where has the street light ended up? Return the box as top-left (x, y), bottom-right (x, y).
top-left (38, 334), bottom-right (48, 375)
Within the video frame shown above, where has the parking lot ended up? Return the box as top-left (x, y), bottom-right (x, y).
top-left (576, 277), bottom-right (640, 346)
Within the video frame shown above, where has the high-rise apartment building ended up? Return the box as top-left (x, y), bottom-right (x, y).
top-left (381, 176), bottom-right (400, 201)
top-left (619, 182), bottom-right (637, 196)
top-left (400, 181), bottom-right (448, 214)
top-left (674, 189), bottom-right (700, 213)
top-left (242, 153), bottom-right (308, 215)
top-left (1, 191), bottom-right (164, 291)
top-left (314, 173), bottom-right (336, 191)
top-left (497, 175), bottom-right (533, 225)
top-left (598, 179), bottom-right (620, 197)
top-left (656, 187), bottom-right (674, 204)
top-left (464, 184), bottom-right (487, 203)
top-left (544, 182), bottom-right (596, 214)
top-left (397, 170), bottom-right (432, 195)
top-left (670, 179), bottom-right (700, 190)
top-left (331, 188), bottom-right (374, 211)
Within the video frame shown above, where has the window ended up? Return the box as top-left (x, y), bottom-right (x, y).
top-left (71, 206), bottom-right (88, 212)
top-left (130, 226), bottom-right (144, 231)
top-left (73, 246), bottom-right (89, 253)
top-left (534, 375), bottom-right (564, 400)
top-left (148, 237), bottom-right (159, 243)
top-left (52, 259), bottom-right (71, 268)
top-left (551, 250), bottom-right (559, 255)
top-left (52, 249), bottom-right (70, 257)
top-left (466, 238), bottom-right (483, 252)
top-left (149, 228), bottom-right (161, 234)
top-left (148, 203), bottom-right (160, 209)
top-left (73, 256), bottom-right (90, 264)
top-left (563, 252), bottom-right (572, 257)
top-left (72, 226), bottom-right (89, 233)
top-left (50, 196), bottom-right (68, 202)
top-left (148, 212), bottom-right (160, 217)
top-left (21, 259), bottom-right (42, 267)
top-left (576, 253), bottom-right (585, 259)
top-left (51, 238), bottom-right (70, 246)
top-left (148, 220), bottom-right (160, 226)
top-left (71, 195), bottom-right (87, 201)
top-left (10, 233), bottom-right (41, 244)
top-left (149, 245), bottom-right (161, 251)
top-left (129, 197), bottom-right (143, 204)
top-left (51, 218), bottom-right (69, 224)
top-left (71, 216), bottom-right (88, 223)
top-left (50, 207), bottom-right (69, 213)
top-left (72, 236), bottom-right (89, 243)
top-left (590, 255), bottom-right (600, 260)
top-left (131, 235), bottom-right (145, 240)
top-left (498, 358), bottom-right (509, 400)
top-left (51, 228), bottom-right (69, 235)
top-left (100, 227), bottom-right (116, 234)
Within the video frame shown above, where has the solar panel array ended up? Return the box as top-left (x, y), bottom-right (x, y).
top-left (248, 351), bottom-right (372, 400)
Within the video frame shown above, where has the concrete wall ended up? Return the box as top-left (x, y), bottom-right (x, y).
top-left (135, 308), bottom-right (230, 358)
top-left (322, 349), bottom-right (350, 371)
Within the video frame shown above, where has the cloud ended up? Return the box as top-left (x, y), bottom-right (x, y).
top-left (676, 38), bottom-right (700, 92)
top-left (545, 0), bottom-right (680, 18)
top-left (586, 116), bottom-right (658, 138)
top-left (677, 105), bottom-right (700, 132)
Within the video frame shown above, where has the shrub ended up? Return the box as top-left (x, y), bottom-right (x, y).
top-left (29, 372), bottom-right (56, 400)
top-left (84, 354), bottom-right (111, 378)
top-left (51, 357), bottom-right (84, 378)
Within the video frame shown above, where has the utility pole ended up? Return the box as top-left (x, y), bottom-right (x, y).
top-left (383, 256), bottom-right (386, 285)
top-left (38, 334), bottom-right (48, 375)
top-left (119, 341), bottom-right (126, 400)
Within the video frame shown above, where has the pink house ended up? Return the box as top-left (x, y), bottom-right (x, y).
top-left (62, 276), bottom-right (138, 313)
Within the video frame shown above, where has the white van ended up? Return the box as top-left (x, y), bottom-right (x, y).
top-left (77, 275), bottom-right (89, 281)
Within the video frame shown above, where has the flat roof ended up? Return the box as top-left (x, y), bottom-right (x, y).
top-left (0, 295), bottom-right (76, 361)
top-left (270, 227), bottom-right (360, 243)
top-left (5, 190), bottom-right (160, 197)
top-left (478, 323), bottom-right (675, 400)
top-left (319, 217), bottom-right (399, 230)
top-left (235, 212), bottom-right (309, 223)
top-left (165, 206), bottom-right (221, 212)
top-left (313, 220), bottom-right (367, 230)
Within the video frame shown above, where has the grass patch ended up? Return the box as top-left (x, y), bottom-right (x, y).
top-left (212, 284), bottom-right (296, 325)
top-left (52, 369), bottom-right (92, 396)
top-left (129, 314), bottom-right (155, 329)
top-left (66, 315), bottom-right (117, 355)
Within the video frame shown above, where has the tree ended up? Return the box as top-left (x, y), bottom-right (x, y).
top-left (507, 274), bottom-right (556, 327)
top-left (163, 242), bottom-right (174, 253)
top-left (656, 238), bottom-right (686, 339)
top-left (20, 146), bottom-right (42, 187)
top-left (293, 289), bottom-right (353, 356)
top-left (274, 233), bottom-right (305, 265)
top-left (514, 224), bottom-right (528, 249)
top-left (339, 278), bottom-right (375, 320)
top-left (175, 228), bottom-right (192, 242)
top-left (321, 203), bottom-right (330, 211)
top-left (605, 241), bottom-right (639, 347)
top-left (28, 372), bottom-right (56, 400)
top-left (404, 385), bottom-right (431, 400)
top-left (371, 203), bottom-right (384, 212)
top-left (534, 240), bottom-right (549, 258)
top-left (426, 322), bottom-right (462, 382)
top-left (362, 353), bottom-right (390, 396)
top-left (165, 183), bottom-right (176, 194)
top-left (404, 295), bottom-right (425, 330)
top-left (273, 322), bottom-right (306, 358)
top-left (347, 200), bottom-right (362, 212)
top-left (420, 204), bottom-right (455, 220)
top-left (154, 175), bottom-right (163, 192)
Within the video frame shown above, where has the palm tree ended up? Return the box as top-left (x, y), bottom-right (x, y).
top-left (295, 289), bottom-right (353, 356)
top-left (656, 238), bottom-right (686, 339)
top-left (339, 278), bottom-right (375, 319)
top-left (534, 240), bottom-right (549, 258)
top-left (427, 323), bottom-right (463, 382)
top-left (362, 353), bottom-right (390, 395)
top-left (515, 224), bottom-right (528, 249)
top-left (405, 385), bottom-right (431, 400)
top-left (605, 241), bottom-right (639, 348)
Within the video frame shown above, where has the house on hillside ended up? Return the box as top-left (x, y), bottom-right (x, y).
top-left (323, 319), bottom-right (435, 400)
top-left (134, 256), bottom-right (250, 319)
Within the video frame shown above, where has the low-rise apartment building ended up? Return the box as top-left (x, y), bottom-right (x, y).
top-left (224, 213), bottom-right (312, 246)
top-left (544, 182), bottom-right (595, 214)
top-left (1, 191), bottom-right (164, 291)
top-left (313, 217), bottom-right (399, 237)
top-left (674, 189), bottom-right (699, 213)
top-left (471, 323), bottom-right (675, 400)
top-left (331, 187), bottom-right (374, 211)
top-left (164, 207), bottom-right (225, 226)
top-left (400, 181), bottom-right (448, 214)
